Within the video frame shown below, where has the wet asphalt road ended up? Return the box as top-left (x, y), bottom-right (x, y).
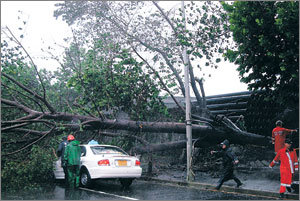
top-left (85, 180), bottom-right (275, 200)
top-left (2, 179), bottom-right (276, 200)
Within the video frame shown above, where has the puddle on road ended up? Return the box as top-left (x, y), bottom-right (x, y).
top-left (1, 182), bottom-right (121, 200)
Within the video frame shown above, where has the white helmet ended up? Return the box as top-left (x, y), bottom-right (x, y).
top-left (276, 120), bottom-right (283, 127)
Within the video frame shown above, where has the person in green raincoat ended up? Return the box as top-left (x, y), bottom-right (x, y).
top-left (64, 134), bottom-right (81, 189)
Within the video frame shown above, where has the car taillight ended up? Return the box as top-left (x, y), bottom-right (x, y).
top-left (98, 159), bottom-right (110, 166)
top-left (135, 160), bottom-right (141, 166)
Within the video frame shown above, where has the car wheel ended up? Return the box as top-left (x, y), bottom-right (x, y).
top-left (80, 168), bottom-right (92, 187)
top-left (119, 178), bottom-right (133, 188)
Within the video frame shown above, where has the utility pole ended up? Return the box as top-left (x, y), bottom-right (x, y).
top-left (181, 0), bottom-right (193, 182)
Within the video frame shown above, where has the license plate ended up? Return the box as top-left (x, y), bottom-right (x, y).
top-left (118, 160), bottom-right (127, 166)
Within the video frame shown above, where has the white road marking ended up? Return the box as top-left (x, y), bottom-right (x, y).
top-left (79, 187), bottom-right (139, 200)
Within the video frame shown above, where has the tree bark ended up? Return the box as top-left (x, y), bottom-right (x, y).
top-left (2, 97), bottom-right (270, 147)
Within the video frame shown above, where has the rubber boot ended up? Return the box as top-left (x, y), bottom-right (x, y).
top-left (234, 177), bottom-right (243, 188)
top-left (279, 193), bottom-right (285, 198)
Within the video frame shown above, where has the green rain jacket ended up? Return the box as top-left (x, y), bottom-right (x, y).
top-left (64, 140), bottom-right (81, 166)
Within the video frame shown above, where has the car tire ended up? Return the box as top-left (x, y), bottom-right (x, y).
top-left (119, 178), bottom-right (133, 188)
top-left (80, 168), bottom-right (92, 187)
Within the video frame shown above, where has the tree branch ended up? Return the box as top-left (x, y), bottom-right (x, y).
top-left (195, 78), bottom-right (207, 111)
top-left (100, 2), bottom-right (186, 96)
top-left (152, 1), bottom-right (206, 110)
top-left (2, 73), bottom-right (55, 113)
top-left (131, 45), bottom-right (185, 112)
top-left (5, 26), bottom-right (55, 113)
top-left (2, 126), bottom-right (56, 156)
top-left (1, 82), bottom-right (45, 113)
top-left (99, 131), bottom-right (149, 145)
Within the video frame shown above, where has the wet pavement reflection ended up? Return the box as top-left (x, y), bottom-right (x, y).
top-left (1, 179), bottom-right (276, 200)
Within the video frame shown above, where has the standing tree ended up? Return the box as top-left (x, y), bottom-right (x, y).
top-left (53, 1), bottom-right (232, 118)
top-left (52, 1), bottom-right (264, 140)
top-left (222, 1), bottom-right (299, 109)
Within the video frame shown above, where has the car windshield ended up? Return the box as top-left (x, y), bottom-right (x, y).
top-left (91, 146), bottom-right (128, 155)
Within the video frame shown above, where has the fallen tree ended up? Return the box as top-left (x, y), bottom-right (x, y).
top-left (1, 22), bottom-right (271, 159)
top-left (2, 95), bottom-right (271, 150)
top-left (1, 63), bottom-right (271, 156)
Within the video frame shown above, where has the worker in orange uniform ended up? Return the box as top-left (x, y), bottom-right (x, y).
top-left (269, 138), bottom-right (298, 198)
top-left (272, 120), bottom-right (297, 154)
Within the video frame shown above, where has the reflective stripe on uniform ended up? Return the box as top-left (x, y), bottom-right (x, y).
top-left (281, 183), bottom-right (291, 187)
top-left (286, 152), bottom-right (294, 174)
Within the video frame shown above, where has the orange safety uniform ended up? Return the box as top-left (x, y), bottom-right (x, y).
top-left (272, 126), bottom-right (293, 153)
top-left (269, 147), bottom-right (299, 193)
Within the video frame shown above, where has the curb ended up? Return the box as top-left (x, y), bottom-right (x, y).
top-left (140, 176), bottom-right (299, 200)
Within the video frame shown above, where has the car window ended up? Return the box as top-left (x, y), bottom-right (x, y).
top-left (80, 146), bottom-right (86, 156)
top-left (91, 146), bottom-right (128, 155)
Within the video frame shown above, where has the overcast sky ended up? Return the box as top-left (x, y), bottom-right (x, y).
top-left (1, 1), bottom-right (248, 96)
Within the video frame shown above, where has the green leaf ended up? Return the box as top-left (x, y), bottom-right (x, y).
top-left (291, 74), bottom-right (297, 78)
top-left (280, 66), bottom-right (286, 71)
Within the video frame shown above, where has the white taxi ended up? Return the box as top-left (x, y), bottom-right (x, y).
top-left (54, 144), bottom-right (142, 187)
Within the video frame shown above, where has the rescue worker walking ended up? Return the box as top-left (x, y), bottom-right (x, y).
top-left (64, 134), bottom-right (81, 189)
top-left (272, 120), bottom-right (297, 154)
top-left (211, 139), bottom-right (242, 190)
top-left (56, 136), bottom-right (68, 187)
top-left (269, 138), bottom-right (298, 198)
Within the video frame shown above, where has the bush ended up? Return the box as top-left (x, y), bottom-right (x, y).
top-left (1, 145), bottom-right (57, 193)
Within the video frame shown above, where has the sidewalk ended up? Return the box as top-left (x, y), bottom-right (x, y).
top-left (141, 166), bottom-right (299, 200)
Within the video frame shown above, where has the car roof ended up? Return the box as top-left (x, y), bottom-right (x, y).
top-left (81, 144), bottom-right (121, 148)
top-left (81, 144), bottom-right (128, 152)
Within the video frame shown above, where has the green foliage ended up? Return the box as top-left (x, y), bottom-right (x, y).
top-left (1, 11), bottom-right (169, 190)
top-left (1, 37), bottom-right (73, 116)
top-left (63, 38), bottom-right (168, 121)
top-left (223, 1), bottom-right (299, 108)
top-left (1, 144), bottom-right (57, 192)
top-left (174, 1), bottom-right (231, 70)
top-left (1, 34), bottom-right (68, 191)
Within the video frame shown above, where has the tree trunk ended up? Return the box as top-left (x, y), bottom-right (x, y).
top-left (132, 130), bottom-right (270, 154)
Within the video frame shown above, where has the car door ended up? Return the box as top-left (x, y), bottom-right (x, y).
top-left (80, 145), bottom-right (87, 166)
